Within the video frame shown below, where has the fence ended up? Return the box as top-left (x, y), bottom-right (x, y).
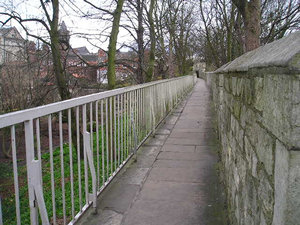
top-left (0, 75), bottom-right (196, 225)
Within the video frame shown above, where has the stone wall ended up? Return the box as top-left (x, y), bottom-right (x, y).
top-left (205, 32), bottom-right (300, 225)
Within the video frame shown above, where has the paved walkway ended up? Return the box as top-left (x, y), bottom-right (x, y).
top-left (78, 79), bottom-right (226, 225)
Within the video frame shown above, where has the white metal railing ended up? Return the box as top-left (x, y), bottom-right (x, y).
top-left (0, 75), bottom-right (196, 225)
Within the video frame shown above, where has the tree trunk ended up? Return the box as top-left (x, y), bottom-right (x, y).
top-left (146, 0), bottom-right (156, 82)
top-left (168, 34), bottom-right (175, 77)
top-left (106, 0), bottom-right (124, 164)
top-left (227, 4), bottom-right (235, 62)
top-left (137, 0), bottom-right (145, 84)
top-left (199, 0), bottom-right (220, 68)
top-left (50, 0), bottom-right (71, 101)
top-left (235, 12), bottom-right (245, 55)
top-left (50, 34), bottom-right (70, 100)
top-left (107, 0), bottom-right (125, 90)
top-left (244, 0), bottom-right (260, 51)
top-left (154, 8), bottom-right (167, 79)
top-left (232, 0), bottom-right (261, 52)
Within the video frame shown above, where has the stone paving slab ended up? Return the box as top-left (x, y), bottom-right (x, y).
top-left (174, 120), bottom-right (214, 129)
top-left (148, 167), bottom-right (208, 183)
top-left (165, 137), bottom-right (215, 146)
top-left (79, 209), bottom-right (123, 225)
top-left (153, 159), bottom-right (209, 169)
top-left (180, 113), bottom-right (212, 119)
top-left (165, 114), bottom-right (180, 125)
top-left (97, 183), bottom-right (140, 213)
top-left (76, 79), bottom-right (226, 225)
top-left (122, 199), bottom-right (203, 225)
top-left (144, 134), bottom-right (168, 146)
top-left (138, 180), bottom-right (204, 202)
top-left (157, 151), bottom-right (207, 161)
top-left (169, 130), bottom-right (215, 139)
top-left (170, 127), bottom-right (214, 133)
top-left (155, 128), bottom-right (172, 135)
top-left (161, 123), bottom-right (175, 130)
top-left (131, 146), bottom-right (160, 168)
top-left (161, 144), bottom-right (195, 152)
top-left (117, 167), bottom-right (149, 185)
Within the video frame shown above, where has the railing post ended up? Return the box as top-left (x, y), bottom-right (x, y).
top-left (150, 85), bottom-right (156, 137)
top-left (82, 104), bottom-right (97, 213)
top-left (83, 132), bottom-right (97, 211)
top-left (24, 120), bottom-right (49, 225)
top-left (24, 120), bottom-right (38, 225)
top-left (130, 111), bottom-right (138, 162)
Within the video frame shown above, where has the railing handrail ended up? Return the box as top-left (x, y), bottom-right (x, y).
top-left (0, 75), bottom-right (192, 128)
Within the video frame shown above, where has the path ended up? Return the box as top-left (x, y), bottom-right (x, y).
top-left (77, 79), bottom-right (226, 225)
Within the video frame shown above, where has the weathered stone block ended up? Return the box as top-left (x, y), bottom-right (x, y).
top-left (233, 100), bottom-right (242, 119)
top-left (245, 176), bottom-right (259, 222)
top-left (240, 106), bottom-right (259, 130)
top-left (259, 75), bottom-right (295, 148)
top-left (272, 140), bottom-right (289, 225)
top-left (230, 114), bottom-right (236, 135)
top-left (253, 77), bottom-right (264, 111)
top-left (241, 78), bottom-right (252, 105)
top-left (219, 86), bottom-right (224, 106)
top-left (286, 150), bottom-right (300, 225)
top-left (240, 105), bottom-right (247, 128)
top-left (244, 136), bottom-right (258, 178)
top-left (291, 127), bottom-right (300, 149)
top-left (257, 170), bottom-right (274, 224)
top-left (225, 92), bottom-right (234, 112)
top-left (232, 77), bottom-right (237, 95)
top-left (292, 76), bottom-right (300, 104)
top-left (236, 78), bottom-right (243, 97)
top-left (236, 126), bottom-right (244, 150)
top-left (291, 104), bottom-right (300, 127)
top-left (219, 74), bottom-right (224, 87)
top-left (246, 122), bottom-right (274, 176)
top-left (236, 153), bottom-right (247, 185)
top-left (260, 212), bottom-right (267, 225)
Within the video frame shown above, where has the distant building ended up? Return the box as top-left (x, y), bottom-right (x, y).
top-left (74, 46), bottom-right (90, 55)
top-left (58, 21), bottom-right (70, 50)
top-left (96, 49), bottom-right (135, 84)
top-left (0, 27), bottom-right (25, 64)
top-left (0, 24), bottom-right (134, 86)
top-left (67, 47), bottom-right (98, 82)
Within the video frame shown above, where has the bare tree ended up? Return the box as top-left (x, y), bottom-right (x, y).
top-left (146, 0), bottom-right (156, 82)
top-left (154, 0), bottom-right (168, 78)
top-left (161, 0), bottom-right (196, 76)
top-left (198, 0), bottom-right (299, 69)
top-left (232, 0), bottom-right (261, 51)
top-left (121, 0), bottom-right (146, 83)
top-left (1, 0), bottom-right (72, 101)
top-left (0, 42), bottom-right (55, 157)
top-left (260, 0), bottom-right (300, 44)
top-left (107, 0), bottom-right (125, 89)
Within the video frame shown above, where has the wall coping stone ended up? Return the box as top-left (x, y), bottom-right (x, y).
top-left (215, 31), bottom-right (300, 73)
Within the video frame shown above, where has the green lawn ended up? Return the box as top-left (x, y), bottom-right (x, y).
top-left (0, 117), bottom-right (142, 224)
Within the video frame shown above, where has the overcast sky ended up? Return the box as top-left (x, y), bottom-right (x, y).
top-left (1, 0), bottom-right (134, 53)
